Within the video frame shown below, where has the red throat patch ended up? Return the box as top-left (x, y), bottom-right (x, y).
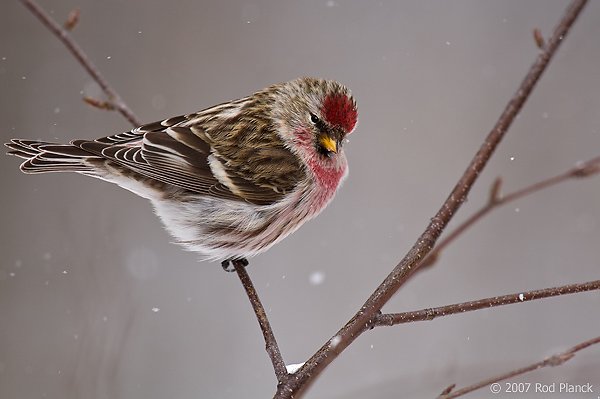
top-left (322, 94), bottom-right (357, 133)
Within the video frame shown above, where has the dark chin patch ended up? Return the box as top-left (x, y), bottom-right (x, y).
top-left (315, 142), bottom-right (333, 158)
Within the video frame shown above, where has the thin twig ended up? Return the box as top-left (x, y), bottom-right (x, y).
top-left (233, 261), bottom-right (288, 383)
top-left (418, 156), bottom-right (600, 271)
top-left (438, 335), bottom-right (600, 399)
top-left (63, 8), bottom-right (80, 31)
top-left (19, 0), bottom-right (142, 127)
top-left (276, 1), bottom-right (589, 397)
top-left (375, 280), bottom-right (600, 326)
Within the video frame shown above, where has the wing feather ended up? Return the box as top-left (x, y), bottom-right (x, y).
top-left (9, 101), bottom-right (306, 205)
top-left (68, 110), bottom-right (305, 205)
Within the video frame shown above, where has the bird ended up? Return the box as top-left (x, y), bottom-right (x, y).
top-left (6, 77), bottom-right (358, 269)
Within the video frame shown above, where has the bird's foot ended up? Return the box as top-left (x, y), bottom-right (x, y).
top-left (221, 257), bottom-right (249, 272)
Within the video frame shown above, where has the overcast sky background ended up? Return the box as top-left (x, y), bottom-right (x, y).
top-left (1, 1), bottom-right (599, 398)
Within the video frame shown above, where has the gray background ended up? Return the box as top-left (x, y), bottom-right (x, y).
top-left (1, 1), bottom-right (599, 398)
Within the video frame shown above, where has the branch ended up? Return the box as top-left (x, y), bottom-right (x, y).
top-left (418, 156), bottom-right (600, 271)
top-left (19, 0), bottom-right (142, 127)
top-left (276, 1), bottom-right (589, 397)
top-left (233, 261), bottom-right (288, 383)
top-left (438, 335), bottom-right (600, 399)
top-left (375, 280), bottom-right (600, 326)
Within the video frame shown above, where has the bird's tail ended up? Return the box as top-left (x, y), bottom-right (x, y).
top-left (5, 139), bottom-right (98, 174)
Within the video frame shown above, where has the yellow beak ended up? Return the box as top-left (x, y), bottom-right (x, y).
top-left (318, 135), bottom-right (338, 153)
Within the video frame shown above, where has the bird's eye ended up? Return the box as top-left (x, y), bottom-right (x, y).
top-left (310, 113), bottom-right (320, 124)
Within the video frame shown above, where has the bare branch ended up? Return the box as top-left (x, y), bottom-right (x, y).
top-left (419, 156), bottom-right (600, 270)
top-left (375, 280), bottom-right (600, 326)
top-left (533, 28), bottom-right (545, 48)
top-left (276, 1), bottom-right (589, 397)
top-left (64, 8), bottom-right (80, 31)
top-left (488, 176), bottom-right (503, 205)
top-left (83, 97), bottom-right (115, 111)
top-left (438, 335), bottom-right (600, 399)
top-left (19, 0), bottom-right (142, 127)
top-left (233, 261), bottom-right (288, 383)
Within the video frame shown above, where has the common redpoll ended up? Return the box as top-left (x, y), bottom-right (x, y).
top-left (6, 77), bottom-right (358, 265)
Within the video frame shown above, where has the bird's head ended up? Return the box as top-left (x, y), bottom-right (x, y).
top-left (269, 77), bottom-right (358, 160)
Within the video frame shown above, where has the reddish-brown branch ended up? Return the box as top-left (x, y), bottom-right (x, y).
top-left (418, 156), bottom-right (600, 271)
top-left (375, 280), bottom-right (600, 326)
top-left (19, 0), bottom-right (142, 127)
top-left (63, 8), bottom-right (80, 31)
top-left (276, 1), bottom-right (589, 397)
top-left (233, 261), bottom-right (288, 383)
top-left (438, 335), bottom-right (600, 399)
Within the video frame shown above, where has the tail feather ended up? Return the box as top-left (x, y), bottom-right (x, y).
top-left (5, 139), bottom-right (99, 174)
top-left (5, 140), bottom-right (55, 158)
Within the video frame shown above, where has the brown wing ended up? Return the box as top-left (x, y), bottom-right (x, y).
top-left (73, 111), bottom-right (305, 206)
